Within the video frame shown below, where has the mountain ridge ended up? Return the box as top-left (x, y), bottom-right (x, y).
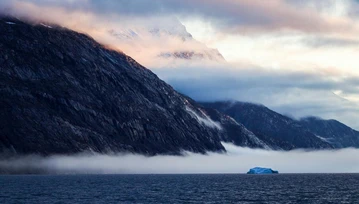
top-left (299, 116), bottom-right (359, 148)
top-left (200, 101), bottom-right (334, 149)
top-left (1, 16), bottom-right (357, 157)
top-left (0, 16), bottom-right (227, 155)
top-left (201, 101), bottom-right (359, 149)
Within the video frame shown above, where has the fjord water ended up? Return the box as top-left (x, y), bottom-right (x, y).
top-left (1, 174), bottom-right (358, 203)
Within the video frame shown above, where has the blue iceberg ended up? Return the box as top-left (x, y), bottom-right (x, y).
top-left (247, 167), bottom-right (279, 174)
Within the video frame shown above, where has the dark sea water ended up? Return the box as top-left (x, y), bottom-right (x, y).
top-left (1, 174), bottom-right (359, 204)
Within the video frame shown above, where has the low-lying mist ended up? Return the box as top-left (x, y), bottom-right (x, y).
top-left (0, 143), bottom-right (358, 174)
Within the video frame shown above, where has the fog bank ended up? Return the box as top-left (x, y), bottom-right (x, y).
top-left (0, 143), bottom-right (358, 174)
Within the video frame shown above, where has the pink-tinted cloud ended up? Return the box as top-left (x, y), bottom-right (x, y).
top-left (1, 0), bottom-right (358, 35)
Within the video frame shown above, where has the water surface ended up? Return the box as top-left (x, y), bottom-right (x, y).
top-left (1, 174), bottom-right (358, 203)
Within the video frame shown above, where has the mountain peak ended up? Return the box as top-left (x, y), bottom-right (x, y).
top-left (107, 17), bottom-right (225, 62)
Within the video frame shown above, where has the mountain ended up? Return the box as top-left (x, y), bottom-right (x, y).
top-left (201, 101), bottom-right (334, 149)
top-left (300, 117), bottom-right (359, 148)
top-left (3, 16), bottom-right (355, 156)
top-left (200, 107), bottom-right (271, 149)
top-left (0, 16), bottom-right (230, 155)
top-left (108, 17), bottom-right (225, 62)
top-left (181, 96), bottom-right (272, 149)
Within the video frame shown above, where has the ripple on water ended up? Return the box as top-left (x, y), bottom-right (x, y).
top-left (0, 174), bottom-right (359, 204)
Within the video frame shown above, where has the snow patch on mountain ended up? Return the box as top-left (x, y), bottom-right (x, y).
top-left (40, 23), bottom-right (52, 28)
top-left (315, 135), bottom-right (334, 143)
top-left (186, 106), bottom-right (222, 130)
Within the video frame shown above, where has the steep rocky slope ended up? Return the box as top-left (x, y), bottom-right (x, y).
top-left (300, 117), bottom-right (359, 148)
top-left (0, 17), bottom-right (229, 155)
top-left (201, 101), bottom-right (334, 149)
top-left (181, 96), bottom-right (272, 149)
top-left (3, 16), bottom-right (352, 156)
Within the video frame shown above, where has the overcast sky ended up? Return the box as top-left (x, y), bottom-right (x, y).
top-left (2, 0), bottom-right (359, 129)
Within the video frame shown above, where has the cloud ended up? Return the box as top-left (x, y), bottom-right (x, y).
top-left (301, 37), bottom-right (359, 48)
top-left (154, 63), bottom-right (359, 99)
top-left (1, 1), bottom-right (358, 67)
top-left (152, 63), bottom-right (359, 130)
top-left (1, 0), bottom-right (358, 129)
top-left (1, 143), bottom-right (359, 174)
top-left (1, 0), bottom-right (358, 35)
top-left (0, 0), bottom-right (229, 67)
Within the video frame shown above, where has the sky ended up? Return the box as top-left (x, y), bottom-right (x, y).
top-left (1, 0), bottom-right (359, 129)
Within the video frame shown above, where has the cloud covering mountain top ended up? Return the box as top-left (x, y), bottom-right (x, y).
top-left (1, 0), bottom-right (359, 129)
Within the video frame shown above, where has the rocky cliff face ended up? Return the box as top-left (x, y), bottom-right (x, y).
top-left (3, 16), bottom-right (355, 156)
top-left (0, 17), bottom-right (227, 155)
top-left (300, 117), bottom-right (359, 148)
top-left (201, 101), bottom-right (334, 149)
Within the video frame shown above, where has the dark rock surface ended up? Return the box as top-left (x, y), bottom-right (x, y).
top-left (3, 16), bottom-right (355, 156)
top-left (0, 17), bottom-right (228, 155)
top-left (181, 96), bottom-right (271, 149)
top-left (201, 101), bottom-right (334, 149)
top-left (300, 117), bottom-right (359, 148)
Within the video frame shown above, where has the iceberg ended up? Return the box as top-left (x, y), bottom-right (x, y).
top-left (247, 167), bottom-right (279, 174)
